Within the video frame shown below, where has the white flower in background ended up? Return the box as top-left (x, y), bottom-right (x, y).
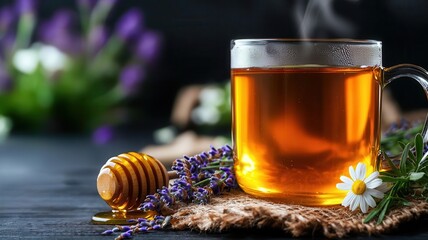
top-left (13, 48), bottom-right (38, 74)
top-left (336, 162), bottom-right (388, 213)
top-left (191, 106), bottom-right (220, 125)
top-left (191, 86), bottom-right (225, 125)
top-left (199, 86), bottom-right (225, 107)
top-left (38, 44), bottom-right (68, 73)
top-left (12, 43), bottom-right (69, 74)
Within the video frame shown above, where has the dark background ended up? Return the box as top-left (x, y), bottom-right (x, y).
top-left (2, 2), bottom-right (428, 238)
top-left (3, 0), bottom-right (428, 126)
top-left (115, 0), bottom-right (428, 121)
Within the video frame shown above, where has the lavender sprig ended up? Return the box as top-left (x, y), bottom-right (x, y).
top-left (101, 216), bottom-right (169, 239)
top-left (138, 145), bottom-right (235, 214)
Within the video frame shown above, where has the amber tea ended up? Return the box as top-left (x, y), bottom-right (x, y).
top-left (231, 39), bottom-right (428, 206)
top-left (232, 66), bottom-right (382, 206)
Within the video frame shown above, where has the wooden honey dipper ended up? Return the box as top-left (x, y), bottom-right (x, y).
top-left (92, 152), bottom-right (178, 224)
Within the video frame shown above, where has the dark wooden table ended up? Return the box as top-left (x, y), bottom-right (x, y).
top-left (1, 133), bottom-right (428, 239)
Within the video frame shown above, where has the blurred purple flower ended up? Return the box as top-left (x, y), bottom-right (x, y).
top-left (16, 0), bottom-right (36, 15)
top-left (120, 65), bottom-right (145, 95)
top-left (88, 25), bottom-right (107, 55)
top-left (0, 67), bottom-right (12, 92)
top-left (92, 125), bottom-right (114, 144)
top-left (115, 9), bottom-right (143, 41)
top-left (39, 10), bottom-right (82, 54)
top-left (0, 6), bottom-right (15, 33)
top-left (136, 31), bottom-right (161, 64)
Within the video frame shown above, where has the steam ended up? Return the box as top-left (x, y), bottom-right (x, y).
top-left (294, 0), bottom-right (357, 39)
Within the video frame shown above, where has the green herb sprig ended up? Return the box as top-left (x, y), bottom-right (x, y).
top-left (365, 132), bottom-right (428, 224)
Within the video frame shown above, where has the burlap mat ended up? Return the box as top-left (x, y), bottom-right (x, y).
top-left (170, 190), bottom-right (428, 238)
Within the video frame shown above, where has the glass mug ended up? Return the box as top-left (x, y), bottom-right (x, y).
top-left (231, 39), bottom-right (428, 206)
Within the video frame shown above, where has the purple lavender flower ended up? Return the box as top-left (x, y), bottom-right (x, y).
top-left (171, 159), bottom-right (185, 172)
top-left (209, 146), bottom-right (219, 156)
top-left (154, 215), bottom-right (165, 222)
top-left (209, 177), bottom-right (222, 194)
top-left (16, 0), bottom-right (36, 15)
top-left (119, 231), bottom-right (132, 239)
top-left (188, 157), bottom-right (201, 180)
top-left (222, 145), bottom-right (233, 158)
top-left (158, 186), bottom-right (174, 206)
top-left (121, 226), bottom-right (131, 232)
top-left (136, 31), bottom-right (161, 64)
top-left (176, 177), bottom-right (192, 191)
top-left (38, 10), bottom-right (82, 54)
top-left (219, 166), bottom-right (231, 172)
top-left (152, 224), bottom-right (161, 230)
top-left (170, 177), bottom-right (192, 201)
top-left (140, 201), bottom-right (155, 211)
top-left (224, 176), bottom-right (236, 188)
top-left (139, 221), bottom-right (151, 227)
top-left (115, 8), bottom-right (143, 41)
top-left (120, 65), bottom-right (145, 95)
top-left (92, 125), bottom-right (114, 144)
top-left (193, 187), bottom-right (210, 204)
top-left (139, 194), bottom-right (161, 212)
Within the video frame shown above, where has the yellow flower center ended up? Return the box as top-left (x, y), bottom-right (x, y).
top-left (352, 180), bottom-right (366, 195)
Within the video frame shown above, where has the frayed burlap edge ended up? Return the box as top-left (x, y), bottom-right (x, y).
top-left (170, 190), bottom-right (428, 238)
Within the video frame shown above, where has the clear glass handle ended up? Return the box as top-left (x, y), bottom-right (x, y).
top-left (384, 64), bottom-right (428, 142)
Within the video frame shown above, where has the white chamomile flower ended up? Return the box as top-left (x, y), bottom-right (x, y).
top-left (336, 162), bottom-right (388, 213)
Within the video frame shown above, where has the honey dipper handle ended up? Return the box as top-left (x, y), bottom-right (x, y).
top-left (167, 171), bottom-right (178, 180)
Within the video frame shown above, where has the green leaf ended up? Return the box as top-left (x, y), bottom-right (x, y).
top-left (398, 141), bottom-right (407, 150)
top-left (408, 149), bottom-right (417, 163)
top-left (380, 175), bottom-right (408, 183)
top-left (409, 172), bottom-right (425, 181)
top-left (364, 196), bottom-right (389, 223)
top-left (364, 207), bottom-right (381, 223)
top-left (400, 143), bottom-right (411, 174)
top-left (377, 198), bottom-right (391, 224)
top-left (415, 133), bottom-right (424, 162)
